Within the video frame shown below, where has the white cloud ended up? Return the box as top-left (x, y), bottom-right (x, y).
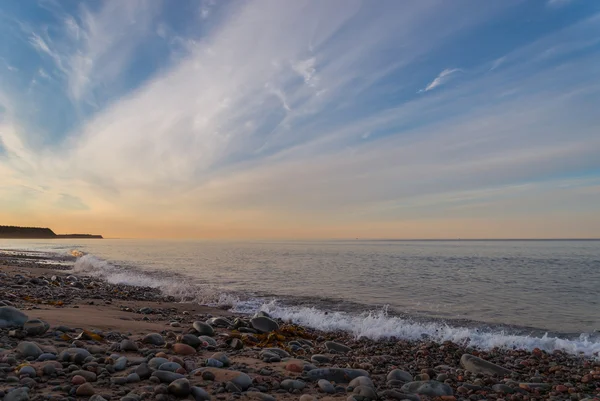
top-left (1, 1), bottom-right (599, 237)
top-left (420, 68), bottom-right (461, 92)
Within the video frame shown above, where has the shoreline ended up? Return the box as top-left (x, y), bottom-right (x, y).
top-left (1, 257), bottom-right (599, 400)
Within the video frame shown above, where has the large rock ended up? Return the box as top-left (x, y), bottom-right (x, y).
top-left (168, 378), bottom-right (191, 397)
top-left (353, 385), bottom-right (378, 400)
top-left (4, 387), bottom-right (30, 401)
top-left (325, 341), bottom-right (351, 354)
top-left (400, 380), bottom-right (453, 397)
top-left (250, 316), bottom-right (279, 333)
top-left (23, 319), bottom-right (49, 336)
top-left (72, 370), bottom-right (97, 382)
top-left (142, 333), bottom-right (165, 346)
top-left (173, 343), bottom-right (196, 355)
top-left (349, 376), bottom-right (374, 389)
top-left (179, 334), bottom-right (202, 348)
top-left (193, 321), bottom-right (215, 336)
top-left (460, 354), bottom-right (513, 376)
top-left (305, 368), bottom-right (369, 383)
top-left (16, 341), bottom-right (43, 358)
top-left (193, 368), bottom-right (252, 390)
top-left (149, 357), bottom-right (170, 369)
top-left (0, 307), bottom-right (28, 328)
top-left (387, 369), bottom-right (413, 382)
top-left (318, 379), bottom-right (336, 393)
top-left (59, 348), bottom-right (91, 364)
top-left (190, 387), bottom-right (211, 401)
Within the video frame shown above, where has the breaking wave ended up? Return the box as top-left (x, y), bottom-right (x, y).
top-left (72, 252), bottom-right (600, 358)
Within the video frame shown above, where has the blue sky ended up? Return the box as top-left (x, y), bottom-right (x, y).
top-left (1, 0), bottom-right (600, 238)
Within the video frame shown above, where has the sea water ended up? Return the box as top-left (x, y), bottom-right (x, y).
top-left (1, 239), bottom-right (599, 356)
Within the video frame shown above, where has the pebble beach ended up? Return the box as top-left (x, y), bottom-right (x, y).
top-left (1, 253), bottom-right (599, 401)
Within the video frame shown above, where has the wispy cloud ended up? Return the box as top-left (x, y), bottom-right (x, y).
top-left (0, 1), bottom-right (599, 238)
top-left (420, 68), bottom-right (461, 92)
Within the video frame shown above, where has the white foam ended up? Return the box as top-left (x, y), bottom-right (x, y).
top-left (72, 253), bottom-right (600, 358)
top-left (259, 301), bottom-right (600, 358)
top-left (72, 254), bottom-right (243, 305)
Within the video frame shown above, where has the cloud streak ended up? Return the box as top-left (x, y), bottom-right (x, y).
top-left (0, 1), bottom-right (599, 238)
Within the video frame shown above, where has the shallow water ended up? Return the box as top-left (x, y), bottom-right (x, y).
top-left (2, 238), bottom-right (599, 355)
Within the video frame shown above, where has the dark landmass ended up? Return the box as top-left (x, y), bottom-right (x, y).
top-left (0, 225), bottom-right (103, 239)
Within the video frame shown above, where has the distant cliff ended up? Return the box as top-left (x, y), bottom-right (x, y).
top-left (0, 225), bottom-right (103, 239)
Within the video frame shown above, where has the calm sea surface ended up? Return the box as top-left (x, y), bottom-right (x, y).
top-left (2, 239), bottom-right (598, 337)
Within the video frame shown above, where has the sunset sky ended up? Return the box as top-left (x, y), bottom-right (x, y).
top-left (1, 0), bottom-right (600, 239)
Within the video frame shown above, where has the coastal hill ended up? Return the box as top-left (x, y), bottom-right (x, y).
top-left (0, 225), bottom-right (103, 239)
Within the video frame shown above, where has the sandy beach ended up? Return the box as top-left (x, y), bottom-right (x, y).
top-left (1, 257), bottom-right (599, 401)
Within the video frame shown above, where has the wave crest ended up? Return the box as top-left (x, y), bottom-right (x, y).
top-left (71, 253), bottom-right (600, 357)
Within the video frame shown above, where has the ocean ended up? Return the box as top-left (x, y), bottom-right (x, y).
top-left (1, 238), bottom-right (599, 356)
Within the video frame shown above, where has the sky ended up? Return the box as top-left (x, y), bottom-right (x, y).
top-left (1, 0), bottom-right (600, 239)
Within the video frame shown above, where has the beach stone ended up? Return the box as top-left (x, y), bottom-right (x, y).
top-left (299, 396), bottom-right (316, 401)
top-left (61, 348), bottom-right (91, 364)
top-left (159, 362), bottom-right (183, 372)
top-left (225, 381), bottom-right (241, 393)
top-left (281, 379), bottom-right (306, 391)
top-left (72, 370), bottom-right (97, 382)
top-left (143, 333), bottom-right (165, 346)
top-left (211, 352), bottom-right (230, 367)
top-left (76, 383), bottom-right (95, 397)
top-left (16, 341), bottom-right (43, 358)
top-left (285, 359), bottom-right (306, 373)
top-left (205, 358), bottom-right (224, 368)
top-left (250, 316), bottom-right (279, 333)
top-left (261, 348), bottom-right (290, 358)
top-left (400, 380), bottom-right (453, 397)
top-left (152, 371), bottom-right (185, 384)
top-left (194, 368), bottom-right (252, 390)
top-left (72, 375), bottom-right (86, 385)
top-left (149, 357), bottom-right (170, 369)
top-left (89, 396), bottom-right (107, 401)
top-left (387, 369), bottom-right (413, 383)
top-left (207, 317), bottom-right (232, 328)
top-left (353, 385), bottom-right (377, 400)
top-left (190, 386), bottom-right (211, 401)
top-left (127, 373), bottom-right (141, 383)
top-left (324, 341), bottom-right (351, 354)
top-left (246, 392), bottom-right (275, 401)
top-left (173, 343), bottom-right (196, 355)
top-left (192, 321), bottom-right (214, 336)
top-left (37, 352), bottom-right (57, 361)
top-left (4, 387), bottom-right (30, 401)
top-left (180, 334), bottom-right (202, 348)
top-left (318, 379), bottom-right (336, 393)
top-left (114, 356), bottom-right (128, 371)
top-left (379, 390), bottom-right (420, 401)
top-left (135, 363), bottom-right (153, 379)
top-left (460, 354), bottom-right (513, 376)
top-left (23, 319), bottom-right (49, 336)
top-left (42, 363), bottom-right (57, 376)
top-left (492, 384), bottom-right (515, 393)
top-left (349, 376), bottom-right (375, 389)
top-left (18, 365), bottom-right (36, 377)
top-left (311, 354), bottom-right (331, 364)
top-left (305, 368), bottom-right (369, 383)
top-left (229, 338), bottom-right (244, 350)
top-left (200, 336), bottom-right (217, 346)
top-left (168, 378), bottom-right (191, 397)
top-left (121, 339), bottom-right (138, 352)
top-left (0, 307), bottom-right (28, 328)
